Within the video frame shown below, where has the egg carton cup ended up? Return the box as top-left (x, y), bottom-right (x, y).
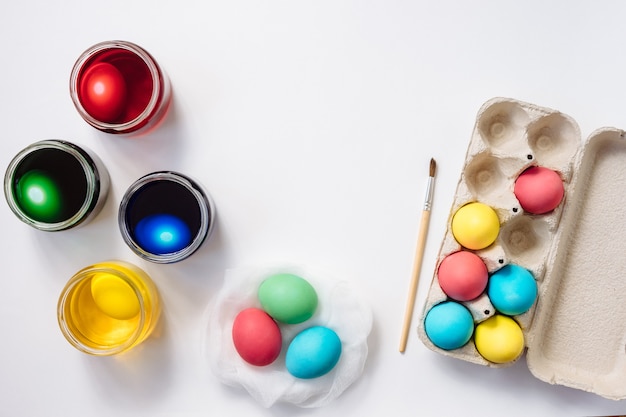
top-left (418, 97), bottom-right (626, 400)
top-left (202, 264), bottom-right (373, 408)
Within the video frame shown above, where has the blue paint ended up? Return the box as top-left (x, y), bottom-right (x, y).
top-left (488, 264), bottom-right (537, 316)
top-left (134, 213), bottom-right (192, 254)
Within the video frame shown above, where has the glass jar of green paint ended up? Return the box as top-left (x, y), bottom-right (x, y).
top-left (4, 140), bottom-right (110, 231)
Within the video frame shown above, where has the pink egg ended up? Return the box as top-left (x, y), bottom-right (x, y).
top-left (514, 166), bottom-right (564, 214)
top-left (438, 251), bottom-right (488, 301)
top-left (232, 308), bottom-right (282, 366)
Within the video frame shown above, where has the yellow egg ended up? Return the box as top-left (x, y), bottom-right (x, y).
top-left (451, 202), bottom-right (500, 250)
top-left (90, 273), bottom-right (141, 320)
top-left (474, 315), bottom-right (524, 363)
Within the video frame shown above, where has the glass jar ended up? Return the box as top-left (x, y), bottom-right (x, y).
top-left (119, 171), bottom-right (216, 263)
top-left (57, 260), bottom-right (161, 355)
top-left (69, 40), bottom-right (171, 135)
top-left (4, 139), bottom-right (109, 231)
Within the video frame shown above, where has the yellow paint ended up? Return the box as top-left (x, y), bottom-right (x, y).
top-left (90, 272), bottom-right (140, 320)
top-left (474, 315), bottom-right (524, 363)
top-left (58, 261), bottom-right (160, 355)
top-left (451, 202), bottom-right (500, 250)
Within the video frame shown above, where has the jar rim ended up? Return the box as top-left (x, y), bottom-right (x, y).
top-left (118, 171), bottom-right (215, 263)
top-left (69, 40), bottom-right (166, 134)
top-left (57, 262), bottom-right (151, 356)
top-left (3, 140), bottom-right (101, 231)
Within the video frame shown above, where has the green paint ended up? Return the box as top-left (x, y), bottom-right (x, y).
top-left (15, 170), bottom-right (63, 222)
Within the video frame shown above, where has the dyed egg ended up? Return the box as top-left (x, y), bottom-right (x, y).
top-left (424, 301), bottom-right (474, 350)
top-left (438, 251), bottom-right (488, 301)
top-left (80, 62), bottom-right (127, 123)
top-left (134, 213), bottom-right (192, 254)
top-left (286, 326), bottom-right (342, 379)
top-left (90, 272), bottom-right (140, 320)
top-left (514, 166), bottom-right (564, 214)
top-left (232, 308), bottom-right (282, 366)
top-left (488, 264), bottom-right (537, 315)
top-left (451, 202), bottom-right (500, 250)
top-left (474, 315), bottom-right (524, 363)
top-left (258, 273), bottom-right (318, 324)
top-left (15, 170), bottom-right (63, 223)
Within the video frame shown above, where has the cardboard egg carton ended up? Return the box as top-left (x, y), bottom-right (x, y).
top-left (417, 97), bottom-right (626, 400)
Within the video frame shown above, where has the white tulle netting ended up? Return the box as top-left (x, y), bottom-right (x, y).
top-left (202, 265), bottom-right (373, 408)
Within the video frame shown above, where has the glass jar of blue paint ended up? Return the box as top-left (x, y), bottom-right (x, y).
top-left (118, 171), bottom-right (215, 263)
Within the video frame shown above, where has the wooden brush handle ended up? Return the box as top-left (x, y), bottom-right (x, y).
top-left (399, 209), bottom-right (431, 353)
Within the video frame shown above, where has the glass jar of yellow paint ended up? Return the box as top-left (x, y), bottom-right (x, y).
top-left (57, 260), bottom-right (160, 355)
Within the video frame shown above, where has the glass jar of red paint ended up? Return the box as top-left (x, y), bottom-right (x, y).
top-left (70, 40), bottom-right (171, 135)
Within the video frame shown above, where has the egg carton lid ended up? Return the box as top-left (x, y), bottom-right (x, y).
top-left (525, 126), bottom-right (626, 400)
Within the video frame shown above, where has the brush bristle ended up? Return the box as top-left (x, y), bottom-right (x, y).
top-left (429, 158), bottom-right (436, 177)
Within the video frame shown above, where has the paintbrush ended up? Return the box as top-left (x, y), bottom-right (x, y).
top-left (399, 158), bottom-right (436, 353)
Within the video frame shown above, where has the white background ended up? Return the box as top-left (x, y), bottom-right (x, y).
top-left (1, 1), bottom-right (626, 416)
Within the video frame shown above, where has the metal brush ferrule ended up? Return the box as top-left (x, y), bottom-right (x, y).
top-left (423, 176), bottom-right (434, 211)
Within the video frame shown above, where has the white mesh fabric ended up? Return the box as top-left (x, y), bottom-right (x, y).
top-left (202, 265), bottom-right (372, 408)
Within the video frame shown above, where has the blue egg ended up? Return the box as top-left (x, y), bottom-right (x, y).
top-left (134, 213), bottom-right (193, 254)
top-left (285, 326), bottom-right (342, 379)
top-left (424, 301), bottom-right (474, 350)
top-left (488, 264), bottom-right (537, 316)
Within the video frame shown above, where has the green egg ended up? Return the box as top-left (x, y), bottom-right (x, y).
top-left (258, 273), bottom-right (318, 324)
top-left (15, 170), bottom-right (63, 223)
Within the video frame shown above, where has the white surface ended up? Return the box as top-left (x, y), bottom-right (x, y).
top-left (1, 1), bottom-right (625, 416)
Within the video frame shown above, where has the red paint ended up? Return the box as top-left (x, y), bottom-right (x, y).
top-left (77, 48), bottom-right (154, 125)
top-left (232, 308), bottom-right (282, 366)
top-left (80, 63), bottom-right (127, 123)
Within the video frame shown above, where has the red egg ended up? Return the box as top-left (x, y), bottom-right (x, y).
top-left (438, 251), bottom-right (488, 301)
top-left (232, 308), bottom-right (282, 366)
top-left (79, 62), bottom-right (127, 123)
top-left (514, 166), bottom-right (564, 214)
